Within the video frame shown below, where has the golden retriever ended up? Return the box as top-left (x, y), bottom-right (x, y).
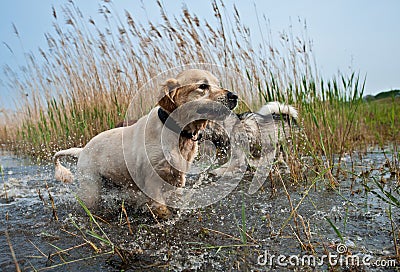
top-left (53, 69), bottom-right (238, 218)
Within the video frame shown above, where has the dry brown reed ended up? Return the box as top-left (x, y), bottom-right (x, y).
top-left (0, 1), bottom-right (397, 184)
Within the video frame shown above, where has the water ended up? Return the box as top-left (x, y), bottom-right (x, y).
top-left (0, 149), bottom-right (399, 271)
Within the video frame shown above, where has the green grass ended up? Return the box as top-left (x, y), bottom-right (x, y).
top-left (359, 97), bottom-right (400, 145)
top-left (0, 1), bottom-right (398, 265)
top-left (363, 177), bottom-right (400, 208)
top-left (0, 1), bottom-right (398, 184)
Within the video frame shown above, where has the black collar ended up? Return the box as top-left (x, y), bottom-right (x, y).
top-left (158, 107), bottom-right (202, 141)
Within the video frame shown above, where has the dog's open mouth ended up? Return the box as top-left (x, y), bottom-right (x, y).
top-left (215, 91), bottom-right (238, 111)
top-left (226, 91), bottom-right (238, 110)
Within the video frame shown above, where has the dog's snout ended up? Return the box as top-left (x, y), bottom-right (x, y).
top-left (227, 92), bottom-right (238, 100)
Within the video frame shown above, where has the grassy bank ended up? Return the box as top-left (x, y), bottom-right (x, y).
top-left (1, 2), bottom-right (399, 270)
top-left (0, 1), bottom-right (398, 179)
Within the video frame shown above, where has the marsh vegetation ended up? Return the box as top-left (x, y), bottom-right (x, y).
top-left (0, 1), bottom-right (399, 271)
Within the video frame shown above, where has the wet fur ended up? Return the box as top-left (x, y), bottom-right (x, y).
top-left (203, 101), bottom-right (298, 173)
top-left (53, 69), bottom-right (237, 218)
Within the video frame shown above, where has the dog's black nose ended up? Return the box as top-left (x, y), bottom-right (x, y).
top-left (227, 92), bottom-right (238, 100)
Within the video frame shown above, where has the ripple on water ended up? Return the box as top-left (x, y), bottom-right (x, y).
top-left (0, 149), bottom-right (399, 271)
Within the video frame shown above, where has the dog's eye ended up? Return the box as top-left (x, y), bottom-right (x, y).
top-left (198, 84), bottom-right (209, 90)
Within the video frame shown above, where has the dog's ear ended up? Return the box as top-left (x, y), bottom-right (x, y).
top-left (158, 78), bottom-right (179, 113)
top-left (164, 78), bottom-right (179, 91)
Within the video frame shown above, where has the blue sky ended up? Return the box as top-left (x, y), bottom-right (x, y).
top-left (1, 0), bottom-right (399, 109)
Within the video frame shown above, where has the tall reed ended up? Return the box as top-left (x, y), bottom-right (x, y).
top-left (0, 1), bottom-right (397, 177)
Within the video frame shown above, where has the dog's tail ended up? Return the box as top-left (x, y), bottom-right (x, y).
top-left (53, 148), bottom-right (83, 183)
top-left (257, 101), bottom-right (298, 119)
top-left (257, 101), bottom-right (298, 126)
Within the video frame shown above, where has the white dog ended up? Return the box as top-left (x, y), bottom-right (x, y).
top-left (202, 101), bottom-right (298, 187)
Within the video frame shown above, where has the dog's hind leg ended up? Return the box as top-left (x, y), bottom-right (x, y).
top-left (76, 170), bottom-right (102, 210)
